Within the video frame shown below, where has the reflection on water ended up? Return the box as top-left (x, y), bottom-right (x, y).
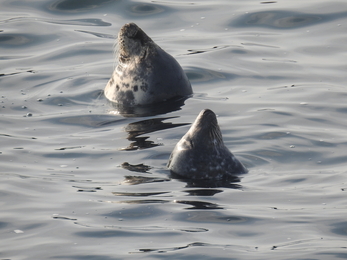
top-left (116, 199), bottom-right (169, 205)
top-left (73, 185), bottom-right (102, 192)
top-left (181, 211), bottom-right (250, 224)
top-left (125, 117), bottom-right (188, 137)
top-left (113, 191), bottom-right (169, 196)
top-left (107, 97), bottom-right (188, 117)
top-left (120, 162), bottom-right (151, 173)
top-left (121, 136), bottom-right (158, 150)
top-left (137, 241), bottom-right (254, 255)
top-left (184, 180), bottom-right (242, 189)
top-left (138, 242), bottom-right (210, 254)
top-left (170, 172), bottom-right (243, 189)
top-left (175, 200), bottom-right (223, 210)
top-left (122, 116), bottom-right (189, 151)
top-left (119, 167), bottom-right (242, 189)
top-left (121, 175), bottom-right (170, 185)
top-left (183, 189), bottom-right (223, 196)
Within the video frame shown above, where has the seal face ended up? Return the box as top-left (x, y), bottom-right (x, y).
top-left (167, 109), bottom-right (248, 180)
top-left (104, 23), bottom-right (192, 106)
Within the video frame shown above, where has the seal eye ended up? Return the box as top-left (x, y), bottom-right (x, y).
top-left (141, 50), bottom-right (147, 60)
top-left (190, 140), bottom-right (194, 148)
top-left (131, 30), bottom-right (146, 46)
top-left (120, 54), bottom-right (129, 63)
top-left (132, 30), bottom-right (141, 40)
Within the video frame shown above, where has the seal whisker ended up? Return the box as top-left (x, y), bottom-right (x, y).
top-left (113, 40), bottom-right (119, 70)
top-left (210, 124), bottom-right (223, 147)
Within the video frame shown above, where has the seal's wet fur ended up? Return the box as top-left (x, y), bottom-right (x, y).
top-left (167, 109), bottom-right (247, 180)
top-left (105, 23), bottom-right (192, 106)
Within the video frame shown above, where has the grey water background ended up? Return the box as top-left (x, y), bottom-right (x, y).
top-left (1, 0), bottom-right (347, 259)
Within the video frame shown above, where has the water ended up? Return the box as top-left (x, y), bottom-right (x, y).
top-left (1, 0), bottom-right (347, 259)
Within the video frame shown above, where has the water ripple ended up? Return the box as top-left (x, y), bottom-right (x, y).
top-left (232, 10), bottom-right (347, 29)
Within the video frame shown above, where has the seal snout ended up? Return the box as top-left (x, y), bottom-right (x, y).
top-left (200, 109), bottom-right (217, 120)
top-left (119, 23), bottom-right (149, 43)
top-left (120, 23), bottom-right (139, 38)
top-left (189, 109), bottom-right (222, 147)
top-left (195, 109), bottom-right (218, 128)
top-left (117, 23), bottom-right (151, 61)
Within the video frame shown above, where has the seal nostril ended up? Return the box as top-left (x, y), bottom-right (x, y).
top-left (203, 109), bottom-right (213, 115)
top-left (129, 29), bottom-right (139, 39)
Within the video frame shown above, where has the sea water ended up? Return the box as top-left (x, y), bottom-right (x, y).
top-left (1, 0), bottom-right (347, 259)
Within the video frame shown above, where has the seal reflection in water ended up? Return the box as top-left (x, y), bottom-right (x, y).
top-left (167, 109), bottom-right (248, 180)
top-left (105, 23), bottom-right (192, 106)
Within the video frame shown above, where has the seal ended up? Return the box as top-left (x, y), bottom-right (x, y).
top-left (104, 23), bottom-right (192, 106)
top-left (167, 109), bottom-right (248, 180)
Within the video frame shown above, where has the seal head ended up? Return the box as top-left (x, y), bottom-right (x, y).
top-left (105, 23), bottom-right (192, 106)
top-left (167, 109), bottom-right (248, 180)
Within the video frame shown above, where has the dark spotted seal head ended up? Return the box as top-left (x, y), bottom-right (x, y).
top-left (167, 109), bottom-right (248, 180)
top-left (104, 23), bottom-right (192, 106)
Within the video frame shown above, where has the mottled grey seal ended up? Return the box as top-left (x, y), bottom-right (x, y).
top-left (167, 109), bottom-right (248, 180)
top-left (104, 23), bottom-right (192, 106)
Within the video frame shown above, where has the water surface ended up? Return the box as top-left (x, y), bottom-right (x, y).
top-left (1, 0), bottom-right (347, 259)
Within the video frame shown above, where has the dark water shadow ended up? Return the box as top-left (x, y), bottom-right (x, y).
top-left (183, 189), bottom-right (223, 196)
top-left (330, 221), bottom-right (347, 237)
top-left (318, 252), bottom-right (347, 259)
top-left (113, 191), bottom-right (169, 197)
top-left (75, 30), bottom-right (114, 39)
top-left (0, 33), bottom-right (57, 49)
top-left (170, 171), bottom-right (243, 189)
top-left (127, 2), bottom-right (166, 16)
top-left (112, 199), bottom-right (169, 205)
top-left (48, 0), bottom-right (118, 13)
top-left (185, 66), bottom-right (238, 83)
top-left (0, 221), bottom-right (9, 229)
top-left (231, 10), bottom-right (347, 29)
top-left (116, 171), bottom-right (241, 212)
top-left (115, 167), bottom-right (242, 211)
top-left (119, 166), bottom-right (242, 189)
top-left (107, 96), bottom-right (188, 117)
top-left (121, 116), bottom-right (189, 151)
top-left (116, 177), bottom-right (227, 210)
top-left (136, 242), bottom-right (253, 256)
top-left (175, 200), bottom-right (223, 210)
top-left (113, 186), bottom-right (225, 209)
